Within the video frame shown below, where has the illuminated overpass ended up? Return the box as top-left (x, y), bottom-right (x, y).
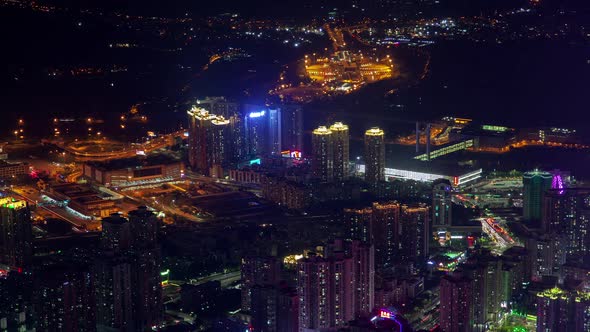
top-left (414, 139), bottom-right (475, 161)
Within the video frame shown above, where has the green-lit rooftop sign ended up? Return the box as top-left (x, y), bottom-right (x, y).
top-left (482, 125), bottom-right (510, 132)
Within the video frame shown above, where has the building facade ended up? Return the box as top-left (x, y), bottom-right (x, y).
top-left (433, 179), bottom-right (453, 228)
top-left (542, 188), bottom-right (590, 263)
top-left (440, 273), bottom-right (473, 332)
top-left (329, 122), bottom-right (350, 182)
top-left (364, 127), bottom-right (385, 186)
top-left (523, 170), bottom-right (553, 221)
top-left (0, 198), bottom-right (32, 269)
top-left (311, 126), bottom-right (334, 182)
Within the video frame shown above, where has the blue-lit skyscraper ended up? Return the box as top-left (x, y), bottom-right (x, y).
top-left (244, 106), bottom-right (283, 157)
top-left (280, 105), bottom-right (303, 153)
top-left (268, 108), bottom-right (282, 155)
top-left (244, 107), bottom-right (269, 157)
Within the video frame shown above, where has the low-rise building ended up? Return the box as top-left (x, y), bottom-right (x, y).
top-left (46, 183), bottom-right (119, 218)
top-left (83, 154), bottom-right (184, 187)
top-left (0, 161), bottom-right (29, 179)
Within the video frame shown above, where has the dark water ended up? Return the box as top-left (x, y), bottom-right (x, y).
top-left (302, 40), bottom-right (590, 139)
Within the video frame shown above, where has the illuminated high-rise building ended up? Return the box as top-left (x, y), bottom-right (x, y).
top-left (433, 179), bottom-right (453, 228)
top-left (297, 253), bottom-right (334, 329)
top-left (350, 240), bottom-right (375, 318)
top-left (0, 197), bottom-right (32, 269)
top-left (400, 204), bottom-right (430, 262)
top-left (96, 210), bottom-right (162, 331)
top-left (364, 127), bottom-right (385, 185)
top-left (344, 207), bottom-right (374, 244)
top-left (526, 233), bottom-right (567, 281)
top-left (188, 105), bottom-right (237, 176)
top-left (329, 122), bottom-right (350, 181)
top-left (194, 97), bottom-right (244, 162)
top-left (267, 108), bottom-right (282, 155)
top-left (128, 206), bottom-right (158, 250)
top-left (243, 105), bottom-right (285, 157)
top-left (99, 213), bottom-right (132, 253)
top-left (34, 263), bottom-right (96, 332)
top-left (297, 240), bottom-right (374, 330)
top-left (440, 273), bottom-right (473, 332)
top-left (187, 106), bottom-right (217, 174)
top-left (95, 214), bottom-right (134, 331)
top-left (523, 170), bottom-right (553, 221)
top-left (372, 201), bottom-right (401, 269)
top-left (279, 105), bottom-right (303, 153)
top-left (241, 255), bottom-right (281, 312)
top-left (244, 107), bottom-right (269, 157)
top-left (460, 253), bottom-right (505, 331)
top-left (128, 207), bottom-right (162, 331)
top-left (312, 126), bottom-right (334, 182)
top-left (536, 287), bottom-right (572, 332)
top-left (250, 285), bottom-right (278, 332)
top-left (209, 116), bottom-right (231, 177)
top-left (95, 256), bottom-right (133, 331)
top-left (277, 287), bottom-right (299, 332)
top-left (345, 201), bottom-right (428, 271)
top-left (543, 188), bottom-right (590, 263)
top-left (575, 292), bottom-right (590, 332)
top-left (0, 270), bottom-right (33, 331)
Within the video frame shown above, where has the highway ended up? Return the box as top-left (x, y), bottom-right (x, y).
top-left (480, 217), bottom-right (515, 248)
top-left (454, 193), bottom-right (518, 251)
top-left (51, 130), bottom-right (185, 161)
top-left (408, 287), bottom-right (440, 331)
top-left (163, 270), bottom-right (241, 305)
top-left (188, 270), bottom-right (241, 288)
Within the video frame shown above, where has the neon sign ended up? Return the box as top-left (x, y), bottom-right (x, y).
top-left (281, 150), bottom-right (303, 159)
top-left (249, 111), bottom-right (266, 118)
top-left (375, 308), bottom-right (403, 332)
top-left (552, 174), bottom-right (564, 195)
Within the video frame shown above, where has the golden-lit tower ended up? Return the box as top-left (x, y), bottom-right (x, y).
top-left (209, 116), bottom-right (231, 178)
top-left (329, 122), bottom-right (350, 182)
top-left (364, 127), bottom-right (385, 185)
top-left (312, 126), bottom-right (334, 182)
top-left (188, 107), bottom-right (214, 173)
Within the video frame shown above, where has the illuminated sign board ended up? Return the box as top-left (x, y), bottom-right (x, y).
top-left (482, 125), bottom-right (510, 132)
top-left (249, 111), bottom-right (266, 118)
top-left (281, 150), bottom-right (303, 159)
top-left (376, 309), bottom-right (404, 332)
top-left (161, 269), bottom-right (170, 286)
top-left (249, 159), bottom-right (261, 165)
